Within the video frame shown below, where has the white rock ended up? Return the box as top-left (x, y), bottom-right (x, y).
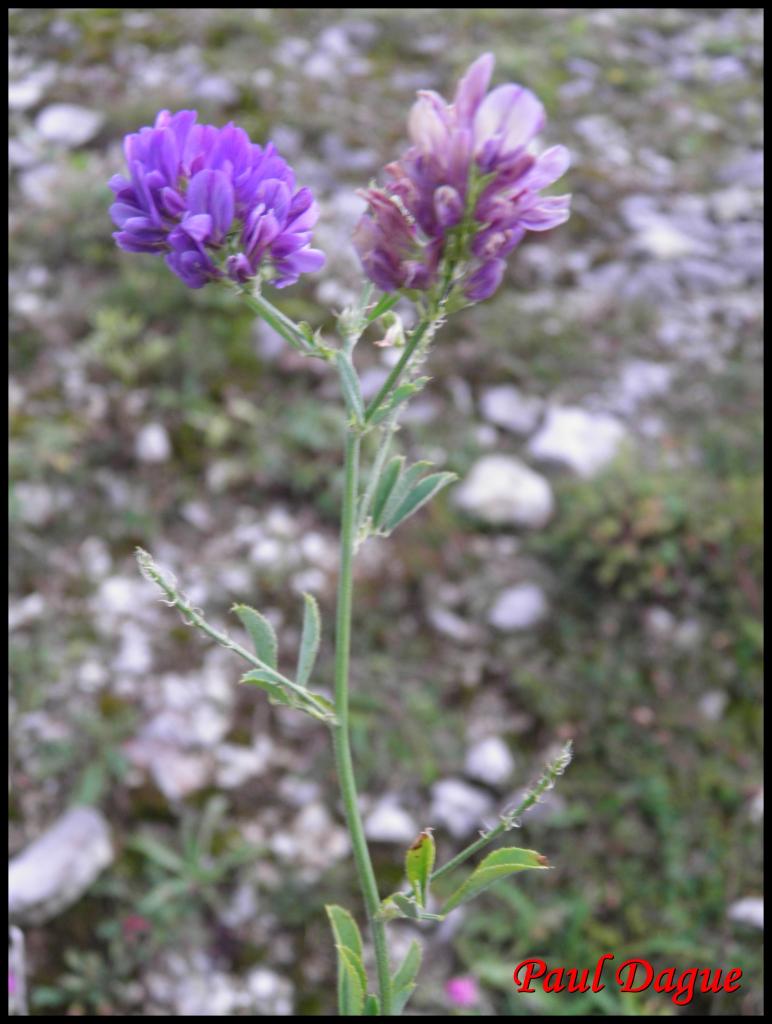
top-left (528, 406), bottom-right (626, 478)
top-left (430, 778), bottom-right (493, 839)
top-left (9, 807), bottom-right (113, 923)
top-left (479, 385), bottom-right (544, 436)
top-left (148, 748), bottom-right (213, 801)
top-left (9, 79), bottom-right (44, 110)
top-left (488, 584), bottom-right (548, 632)
top-left (8, 593), bottom-right (45, 631)
top-left (215, 739), bottom-right (273, 789)
top-left (245, 968), bottom-right (294, 1015)
top-left (427, 605), bottom-right (481, 645)
top-left (135, 422), bottom-right (171, 463)
top-left (635, 220), bottom-right (695, 260)
top-left (113, 621), bottom-right (153, 675)
top-left (711, 186), bottom-right (754, 223)
top-left (644, 605), bottom-right (676, 641)
top-left (194, 75), bottom-right (238, 105)
top-left (454, 455), bottom-right (554, 528)
top-left (35, 103), bottom-right (104, 146)
top-left (272, 803), bottom-right (349, 875)
top-left (8, 65), bottom-right (56, 110)
top-left (365, 799), bottom-right (418, 843)
top-left (616, 360), bottom-right (673, 413)
top-left (698, 690), bottom-right (728, 722)
top-left (465, 737), bottom-right (514, 787)
top-left (728, 897), bottom-right (763, 930)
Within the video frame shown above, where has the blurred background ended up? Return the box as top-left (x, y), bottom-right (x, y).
top-left (9, 7), bottom-right (763, 1017)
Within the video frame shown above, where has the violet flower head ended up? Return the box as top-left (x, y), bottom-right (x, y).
top-left (109, 110), bottom-right (325, 290)
top-left (353, 53), bottom-right (570, 302)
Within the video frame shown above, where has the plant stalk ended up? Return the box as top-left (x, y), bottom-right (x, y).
top-left (332, 431), bottom-right (393, 1014)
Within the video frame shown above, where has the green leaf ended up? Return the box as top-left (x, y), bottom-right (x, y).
top-left (392, 939), bottom-right (422, 1014)
top-left (240, 670), bottom-right (293, 707)
top-left (405, 829), bottom-right (436, 907)
top-left (364, 994), bottom-right (381, 1015)
top-left (296, 592), bottom-right (321, 687)
top-left (299, 691), bottom-right (337, 724)
top-left (337, 945), bottom-right (366, 1016)
top-left (336, 352), bottom-right (365, 425)
top-left (371, 455), bottom-right (405, 527)
top-left (129, 835), bottom-right (187, 874)
top-left (138, 877), bottom-right (192, 914)
top-left (326, 905), bottom-right (367, 1016)
top-left (326, 904), bottom-right (363, 958)
top-left (241, 671), bottom-right (337, 724)
top-left (380, 460), bottom-right (433, 527)
top-left (232, 604), bottom-right (278, 669)
top-left (441, 847), bottom-right (549, 914)
top-left (382, 472), bottom-right (457, 533)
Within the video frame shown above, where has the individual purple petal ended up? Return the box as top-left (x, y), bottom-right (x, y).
top-left (179, 213), bottom-right (214, 243)
top-left (285, 187), bottom-right (318, 232)
top-left (109, 201), bottom-right (143, 228)
top-left (408, 92), bottom-right (451, 155)
top-left (465, 258), bottom-right (506, 300)
top-left (499, 87), bottom-right (545, 153)
top-left (243, 208), bottom-right (280, 261)
top-left (433, 185), bottom-right (463, 228)
top-left (226, 252), bottom-right (254, 283)
top-left (472, 84), bottom-right (523, 152)
top-left (149, 128), bottom-right (179, 186)
top-left (522, 145), bottom-right (570, 190)
top-left (113, 231), bottom-right (165, 254)
top-left (187, 168), bottom-right (234, 242)
top-left (518, 194), bottom-right (571, 230)
top-left (453, 52), bottom-right (495, 127)
top-left (254, 179), bottom-right (291, 225)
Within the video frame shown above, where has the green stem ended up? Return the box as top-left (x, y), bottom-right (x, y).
top-left (332, 432), bottom-right (393, 1015)
top-left (364, 317), bottom-right (432, 424)
top-left (430, 821), bottom-right (508, 883)
top-left (240, 290), bottom-right (312, 354)
top-left (365, 292), bottom-right (401, 325)
top-left (356, 407), bottom-right (400, 539)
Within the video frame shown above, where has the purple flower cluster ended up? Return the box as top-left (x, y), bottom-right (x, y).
top-left (353, 54), bottom-right (570, 301)
top-left (109, 110), bottom-right (325, 290)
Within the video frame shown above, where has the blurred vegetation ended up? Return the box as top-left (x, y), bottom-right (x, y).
top-left (9, 6), bottom-right (763, 1017)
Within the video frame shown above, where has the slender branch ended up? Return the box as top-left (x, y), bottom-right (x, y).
top-left (331, 433), bottom-right (393, 1014)
top-left (363, 316), bottom-right (432, 424)
top-left (239, 289), bottom-right (313, 354)
top-left (135, 549), bottom-right (334, 721)
top-left (431, 742), bottom-right (573, 883)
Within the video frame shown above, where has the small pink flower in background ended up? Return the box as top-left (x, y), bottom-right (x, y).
top-left (445, 974), bottom-right (479, 1008)
top-left (122, 914), bottom-right (152, 940)
top-left (8, 971), bottom-right (16, 996)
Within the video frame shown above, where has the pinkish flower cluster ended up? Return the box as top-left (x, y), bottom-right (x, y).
top-left (109, 110), bottom-right (325, 290)
top-left (353, 54), bottom-right (570, 301)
